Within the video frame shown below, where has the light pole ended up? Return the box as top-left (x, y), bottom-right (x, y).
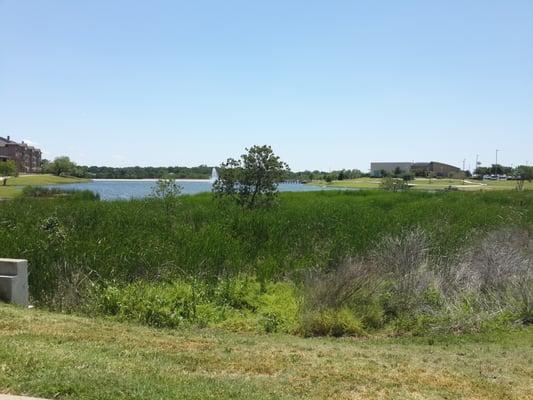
top-left (495, 149), bottom-right (499, 166)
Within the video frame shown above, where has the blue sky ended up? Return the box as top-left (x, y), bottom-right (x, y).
top-left (1, 1), bottom-right (532, 171)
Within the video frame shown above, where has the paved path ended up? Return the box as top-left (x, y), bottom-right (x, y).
top-left (0, 395), bottom-right (47, 400)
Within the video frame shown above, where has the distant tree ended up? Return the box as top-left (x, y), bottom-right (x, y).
top-left (213, 145), bottom-right (289, 208)
top-left (401, 172), bottom-right (414, 182)
top-left (380, 176), bottom-right (410, 192)
top-left (393, 166), bottom-right (402, 176)
top-left (337, 170), bottom-right (346, 181)
top-left (324, 174), bottom-right (333, 183)
top-left (0, 160), bottom-right (17, 186)
top-left (46, 156), bottom-right (77, 176)
top-left (474, 166), bottom-right (490, 177)
top-left (151, 177), bottom-right (183, 215)
top-left (40, 159), bottom-right (51, 172)
top-left (488, 164), bottom-right (513, 176)
top-left (515, 165), bottom-right (533, 191)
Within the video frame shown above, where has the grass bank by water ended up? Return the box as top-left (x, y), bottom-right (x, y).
top-left (0, 174), bottom-right (90, 199)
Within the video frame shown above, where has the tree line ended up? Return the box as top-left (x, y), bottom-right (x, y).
top-left (42, 158), bottom-right (213, 179)
top-left (40, 156), bottom-right (367, 182)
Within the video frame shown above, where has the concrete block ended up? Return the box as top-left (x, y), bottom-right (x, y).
top-left (0, 258), bottom-right (28, 306)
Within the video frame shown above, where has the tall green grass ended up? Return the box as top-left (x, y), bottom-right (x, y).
top-left (1, 190), bottom-right (531, 305)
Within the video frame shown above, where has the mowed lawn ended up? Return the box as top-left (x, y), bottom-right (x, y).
top-left (0, 174), bottom-right (89, 199)
top-left (0, 305), bottom-right (531, 400)
top-left (315, 177), bottom-right (533, 191)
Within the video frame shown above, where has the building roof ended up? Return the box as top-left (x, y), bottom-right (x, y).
top-left (0, 137), bottom-right (41, 152)
top-left (0, 136), bottom-right (15, 144)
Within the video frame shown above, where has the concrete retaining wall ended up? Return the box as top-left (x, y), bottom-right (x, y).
top-left (0, 258), bottom-right (28, 306)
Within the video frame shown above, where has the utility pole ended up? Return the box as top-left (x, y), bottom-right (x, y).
top-left (495, 149), bottom-right (499, 166)
top-left (462, 159), bottom-right (466, 171)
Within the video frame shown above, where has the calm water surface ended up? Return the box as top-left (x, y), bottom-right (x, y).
top-left (46, 180), bottom-right (336, 200)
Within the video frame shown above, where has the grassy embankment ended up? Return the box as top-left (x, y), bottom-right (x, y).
top-left (313, 177), bottom-right (533, 191)
top-left (0, 174), bottom-right (89, 199)
top-left (1, 190), bottom-right (532, 336)
top-left (0, 304), bottom-right (532, 400)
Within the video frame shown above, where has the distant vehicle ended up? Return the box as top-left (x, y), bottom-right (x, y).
top-left (483, 174), bottom-right (509, 181)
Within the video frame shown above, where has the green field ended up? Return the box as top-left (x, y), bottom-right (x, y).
top-left (0, 174), bottom-right (89, 199)
top-left (314, 177), bottom-right (533, 191)
top-left (1, 304), bottom-right (531, 400)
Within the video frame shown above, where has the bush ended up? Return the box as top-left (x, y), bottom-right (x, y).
top-left (300, 308), bottom-right (365, 337)
top-left (22, 186), bottom-right (99, 200)
top-left (94, 277), bottom-right (301, 333)
top-left (97, 281), bottom-right (199, 328)
top-left (380, 176), bottom-right (410, 191)
top-left (301, 227), bottom-right (532, 336)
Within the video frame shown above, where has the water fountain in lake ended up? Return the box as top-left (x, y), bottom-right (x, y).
top-left (210, 167), bottom-right (219, 183)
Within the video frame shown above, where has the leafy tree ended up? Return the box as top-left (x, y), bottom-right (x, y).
top-left (41, 159), bottom-right (51, 171)
top-left (213, 145), bottom-right (289, 208)
top-left (46, 156), bottom-right (77, 176)
top-left (393, 166), bottom-right (403, 176)
top-left (401, 172), bottom-right (414, 182)
top-left (380, 176), bottom-right (410, 192)
top-left (151, 177), bottom-right (183, 215)
top-left (515, 165), bottom-right (533, 191)
top-left (0, 160), bottom-right (17, 186)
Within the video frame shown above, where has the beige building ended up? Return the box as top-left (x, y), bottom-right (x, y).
top-left (370, 161), bottom-right (460, 177)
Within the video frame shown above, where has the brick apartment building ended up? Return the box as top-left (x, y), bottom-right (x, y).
top-left (0, 136), bottom-right (42, 173)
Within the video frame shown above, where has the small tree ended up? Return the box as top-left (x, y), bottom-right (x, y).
top-left (151, 177), bottom-right (182, 215)
top-left (0, 160), bottom-right (17, 186)
top-left (213, 145), bottom-right (289, 208)
top-left (380, 176), bottom-right (410, 192)
top-left (515, 166), bottom-right (533, 191)
top-left (401, 172), bottom-right (414, 182)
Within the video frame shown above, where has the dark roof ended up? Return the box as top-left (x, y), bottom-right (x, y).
top-left (0, 136), bottom-right (15, 144)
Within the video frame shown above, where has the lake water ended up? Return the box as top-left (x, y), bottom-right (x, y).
top-left (46, 179), bottom-right (335, 200)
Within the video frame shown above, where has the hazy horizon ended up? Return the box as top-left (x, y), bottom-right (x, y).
top-left (2, 1), bottom-right (532, 171)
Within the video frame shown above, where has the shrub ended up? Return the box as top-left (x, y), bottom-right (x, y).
top-left (97, 281), bottom-right (199, 328)
top-left (300, 308), bottom-right (365, 337)
top-left (94, 277), bottom-right (301, 333)
top-left (22, 186), bottom-right (99, 200)
top-left (380, 176), bottom-right (410, 191)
